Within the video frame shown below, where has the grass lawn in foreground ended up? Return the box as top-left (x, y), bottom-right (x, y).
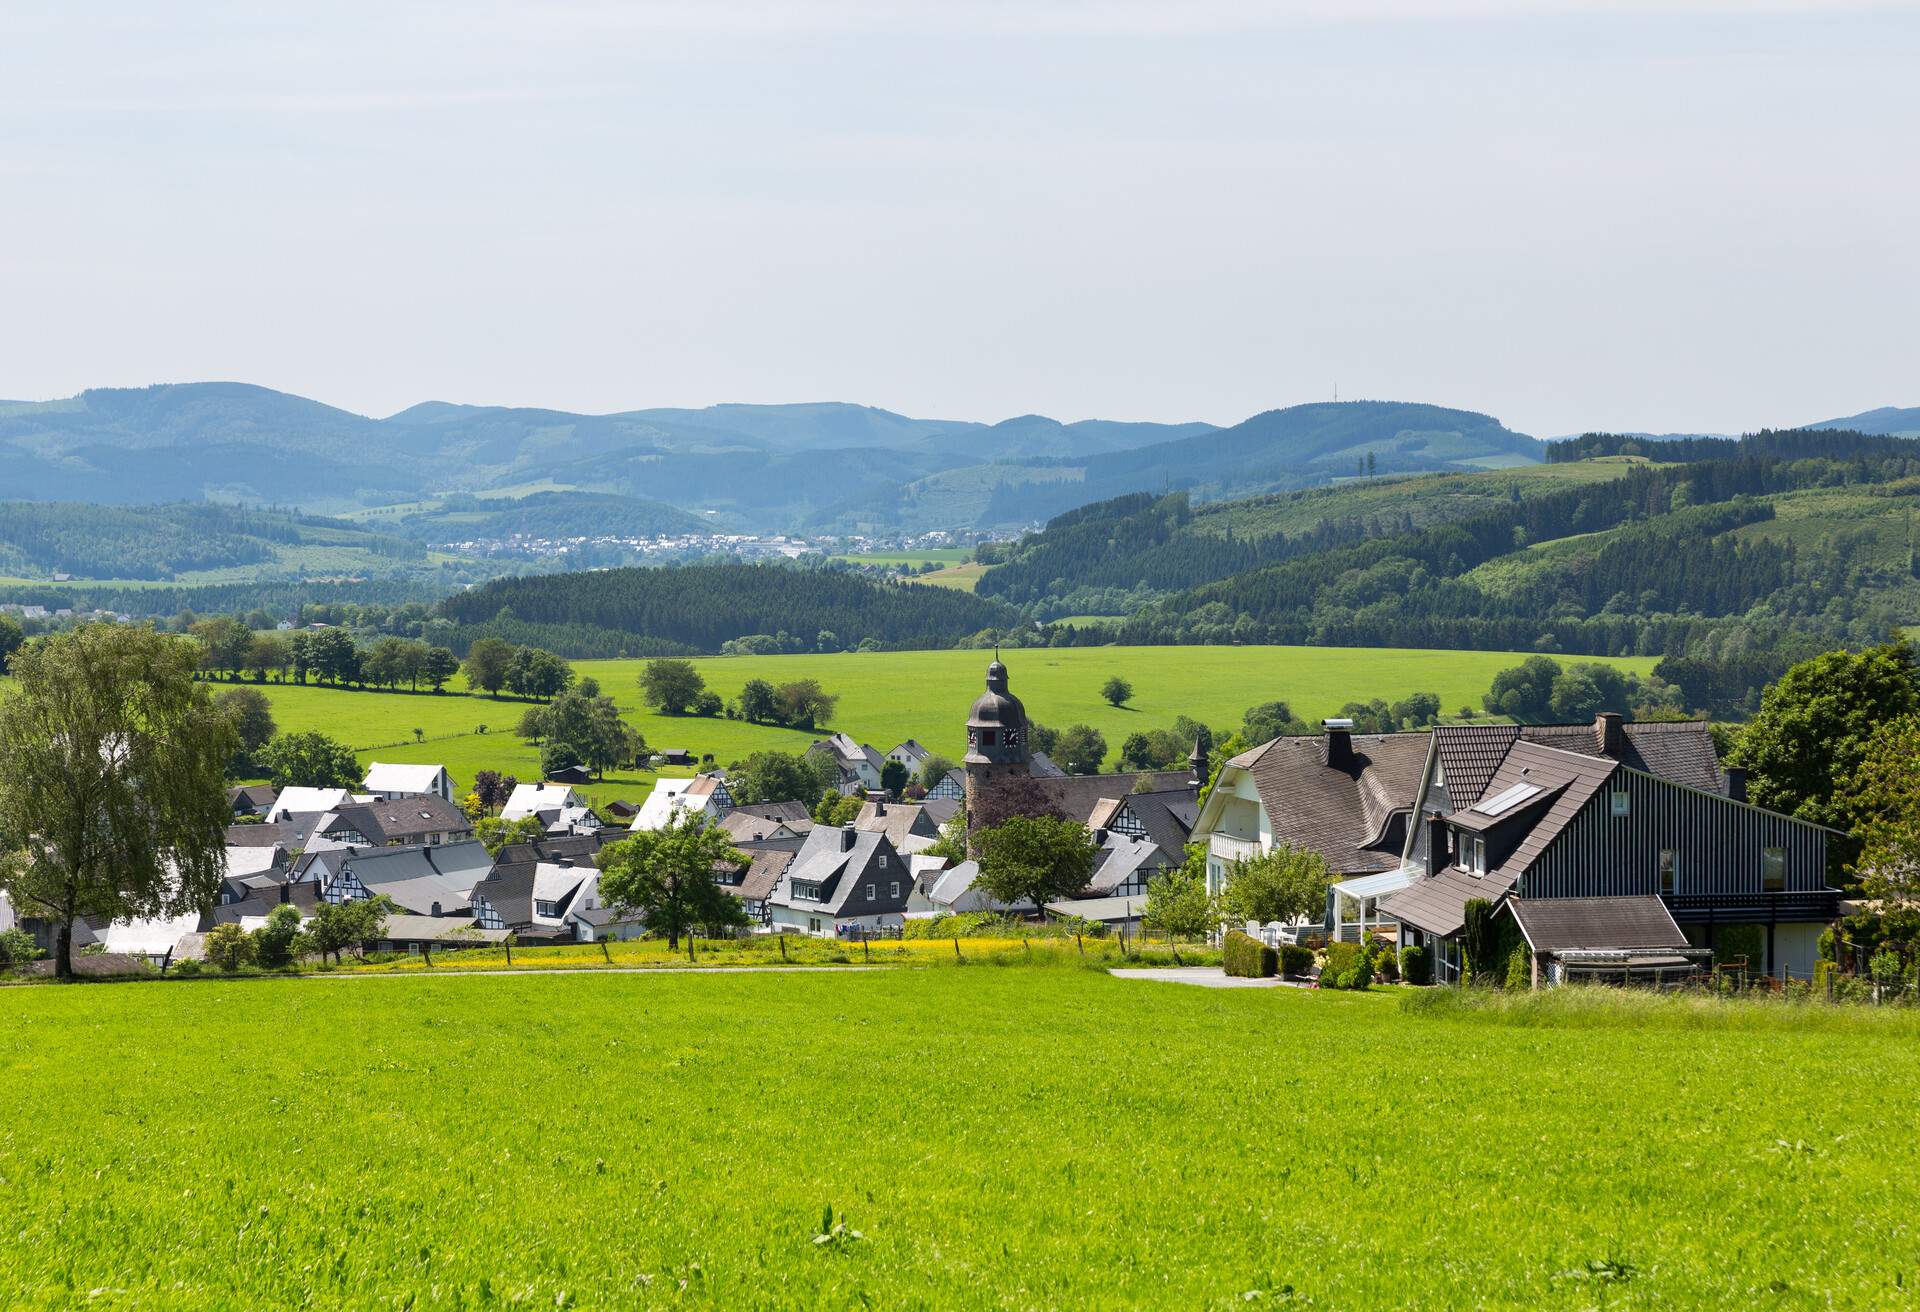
top-left (0, 969), bottom-right (1912, 1308)
top-left (235, 644), bottom-right (1656, 807)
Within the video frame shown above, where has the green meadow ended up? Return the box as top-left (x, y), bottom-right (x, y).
top-left (236, 645), bottom-right (1656, 804)
top-left (1, 968), bottom-right (1912, 1308)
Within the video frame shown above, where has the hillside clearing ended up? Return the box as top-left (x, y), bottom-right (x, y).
top-left (1, 968), bottom-right (1911, 1308)
top-left (223, 644), bottom-right (1656, 804)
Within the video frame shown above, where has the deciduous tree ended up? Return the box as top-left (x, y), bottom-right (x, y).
top-left (1101, 675), bottom-right (1133, 708)
top-left (0, 625), bottom-right (234, 979)
top-left (640, 658), bottom-right (706, 715)
top-left (973, 815), bottom-right (1097, 912)
top-left (463, 637), bottom-right (516, 698)
top-left (257, 730), bottom-right (360, 790)
top-left (1216, 842), bottom-right (1331, 927)
top-left (598, 813), bottom-right (749, 949)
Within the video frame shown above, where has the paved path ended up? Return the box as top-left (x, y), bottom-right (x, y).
top-left (1110, 966), bottom-right (1308, 989)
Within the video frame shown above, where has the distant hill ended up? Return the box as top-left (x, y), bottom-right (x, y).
top-left (0, 385), bottom-right (1559, 535)
top-left (1805, 406), bottom-right (1920, 437)
top-left (362, 491), bottom-right (710, 542)
top-left (441, 561), bottom-right (1016, 656)
top-left (0, 500), bottom-right (427, 582)
top-left (933, 401), bottom-right (1544, 529)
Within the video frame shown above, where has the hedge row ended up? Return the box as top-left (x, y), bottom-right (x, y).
top-left (1223, 930), bottom-right (1278, 978)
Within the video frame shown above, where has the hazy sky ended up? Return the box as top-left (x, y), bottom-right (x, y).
top-left (2, 1), bottom-right (1915, 437)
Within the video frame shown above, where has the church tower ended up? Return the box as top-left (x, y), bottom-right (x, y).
top-left (963, 654), bottom-right (1030, 826)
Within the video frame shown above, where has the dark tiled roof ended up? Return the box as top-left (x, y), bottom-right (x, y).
top-left (733, 850), bottom-right (794, 903)
top-left (732, 800), bottom-right (811, 825)
top-left (1434, 719), bottom-right (1724, 808)
top-left (495, 832), bottom-right (620, 867)
top-left (922, 796), bottom-right (962, 827)
top-left (224, 821), bottom-right (300, 848)
top-left (1116, 789), bottom-right (1199, 860)
top-left (854, 801), bottom-right (937, 848)
top-left (1507, 895), bottom-right (1692, 953)
top-left (1234, 734), bottom-right (1429, 875)
top-left (328, 796), bottom-right (472, 845)
top-left (209, 882), bottom-right (321, 926)
top-left (718, 810), bottom-right (809, 844)
top-left (227, 785), bottom-right (277, 809)
top-left (1378, 866), bottom-right (1515, 938)
top-left (1033, 771), bottom-right (1194, 827)
top-left (1477, 741), bottom-right (1619, 879)
top-left (1088, 834), bottom-right (1176, 893)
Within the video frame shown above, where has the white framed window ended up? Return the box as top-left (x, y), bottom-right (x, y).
top-left (1659, 848), bottom-right (1677, 894)
top-left (889, 881), bottom-right (899, 898)
top-left (877, 853), bottom-right (889, 869)
top-left (1762, 847), bottom-right (1786, 892)
top-left (1472, 837), bottom-right (1487, 877)
top-left (866, 885), bottom-right (875, 901)
top-left (1611, 789), bottom-right (1630, 818)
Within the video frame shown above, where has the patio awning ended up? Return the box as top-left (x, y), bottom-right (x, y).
top-left (1331, 869), bottom-right (1414, 903)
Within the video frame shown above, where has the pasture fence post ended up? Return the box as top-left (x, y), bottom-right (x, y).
top-left (602, 940), bottom-right (612, 964)
top-left (780, 934), bottom-right (789, 963)
top-left (423, 943), bottom-right (433, 968)
top-left (1076, 932), bottom-right (1084, 960)
top-left (953, 935), bottom-right (963, 963)
top-left (687, 933), bottom-right (695, 964)
top-left (504, 939), bottom-right (512, 966)
top-left (863, 931), bottom-right (871, 964)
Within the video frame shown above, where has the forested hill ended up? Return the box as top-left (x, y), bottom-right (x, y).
top-left (0, 501), bottom-right (425, 582)
top-left (439, 562), bottom-right (1017, 657)
top-left (972, 428), bottom-right (1920, 714)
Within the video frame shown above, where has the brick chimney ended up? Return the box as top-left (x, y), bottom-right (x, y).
top-left (1594, 712), bottom-right (1624, 756)
top-left (1323, 719), bottom-right (1354, 769)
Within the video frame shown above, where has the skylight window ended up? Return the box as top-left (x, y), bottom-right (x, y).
top-left (1475, 782), bottom-right (1543, 817)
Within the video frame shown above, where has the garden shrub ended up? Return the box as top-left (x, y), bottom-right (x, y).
top-left (1400, 944), bottom-right (1430, 986)
top-left (170, 959), bottom-right (203, 978)
top-left (1715, 925), bottom-right (1764, 971)
top-left (1813, 959), bottom-right (1837, 994)
top-left (0, 926), bottom-right (41, 970)
top-left (203, 923), bottom-right (254, 974)
top-left (1368, 940), bottom-right (1399, 983)
top-left (1222, 930), bottom-right (1277, 978)
top-left (1817, 928), bottom-right (1835, 963)
top-left (1279, 944), bottom-right (1314, 978)
top-left (1320, 941), bottom-right (1372, 989)
top-left (1504, 944), bottom-right (1530, 991)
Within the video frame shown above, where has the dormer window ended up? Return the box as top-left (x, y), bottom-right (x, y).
top-left (979, 729), bottom-right (997, 747)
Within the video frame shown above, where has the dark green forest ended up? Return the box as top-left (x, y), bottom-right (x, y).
top-left (440, 562), bottom-right (1016, 655)
top-left (0, 501), bottom-right (423, 581)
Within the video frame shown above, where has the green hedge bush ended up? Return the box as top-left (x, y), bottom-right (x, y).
top-left (1223, 930), bottom-right (1278, 978)
top-left (1400, 944), bottom-right (1429, 985)
top-left (1320, 941), bottom-right (1372, 989)
top-left (1279, 944), bottom-right (1315, 978)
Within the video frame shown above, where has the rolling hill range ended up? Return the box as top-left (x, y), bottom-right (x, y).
top-left (0, 383), bottom-right (1547, 531)
top-left (966, 428), bottom-right (1920, 714)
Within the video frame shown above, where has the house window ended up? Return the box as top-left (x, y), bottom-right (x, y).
top-left (808, 917), bottom-right (821, 933)
top-left (1472, 837), bottom-right (1486, 877)
top-left (1455, 831), bottom-right (1471, 872)
top-left (890, 881), bottom-right (899, 898)
top-left (979, 729), bottom-right (996, 747)
top-left (1659, 849), bottom-right (1677, 894)
top-left (877, 853), bottom-right (889, 869)
top-left (1762, 847), bottom-right (1786, 892)
top-left (1611, 789), bottom-right (1630, 818)
top-left (536, 900), bottom-right (559, 917)
top-left (866, 885), bottom-right (875, 901)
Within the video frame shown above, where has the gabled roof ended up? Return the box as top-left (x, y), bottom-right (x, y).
top-left (268, 787), bottom-right (353, 822)
top-left (717, 809), bottom-right (808, 843)
top-left (362, 762), bottom-right (449, 795)
top-left (733, 850), bottom-right (794, 903)
top-left (1507, 895), bottom-right (1692, 953)
top-left (734, 799), bottom-right (811, 825)
top-left (1473, 740), bottom-right (1619, 879)
top-left (501, 782), bottom-right (581, 821)
top-left (1432, 718), bottom-right (1724, 807)
top-left (1088, 834), bottom-right (1173, 894)
top-left (854, 801), bottom-right (937, 849)
top-left (1377, 866), bottom-right (1516, 938)
top-left (330, 840), bottom-right (494, 915)
top-left (1032, 771), bottom-right (1195, 828)
top-left (227, 784), bottom-right (277, 809)
top-left (327, 796), bottom-right (472, 845)
top-left (1224, 734), bottom-right (1428, 875)
top-left (1113, 788), bottom-right (1199, 859)
top-left (777, 826), bottom-right (903, 915)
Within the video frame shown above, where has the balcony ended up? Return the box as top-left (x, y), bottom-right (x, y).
top-left (1662, 890), bottom-right (1841, 924)
top-left (1208, 834), bottom-right (1262, 866)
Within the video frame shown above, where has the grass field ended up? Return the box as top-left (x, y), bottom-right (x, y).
top-left (2, 968), bottom-right (1914, 1308)
top-left (231, 645), bottom-right (1657, 805)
